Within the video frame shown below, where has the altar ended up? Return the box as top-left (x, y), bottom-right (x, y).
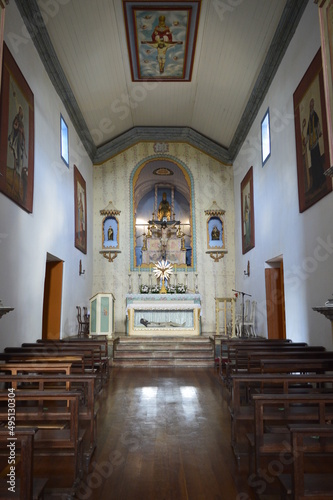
top-left (126, 293), bottom-right (201, 336)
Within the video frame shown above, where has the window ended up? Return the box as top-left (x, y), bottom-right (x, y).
top-left (261, 108), bottom-right (271, 166)
top-left (60, 114), bottom-right (69, 166)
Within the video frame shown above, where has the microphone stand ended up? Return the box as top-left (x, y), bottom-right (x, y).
top-left (232, 289), bottom-right (252, 337)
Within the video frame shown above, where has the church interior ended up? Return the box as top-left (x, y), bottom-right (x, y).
top-left (1, 0), bottom-right (333, 498)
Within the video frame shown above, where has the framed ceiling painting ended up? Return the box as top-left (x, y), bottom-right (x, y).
top-left (293, 48), bottom-right (332, 213)
top-left (74, 165), bottom-right (87, 254)
top-left (241, 166), bottom-right (255, 255)
top-left (123, 1), bottom-right (201, 81)
top-left (0, 43), bottom-right (34, 213)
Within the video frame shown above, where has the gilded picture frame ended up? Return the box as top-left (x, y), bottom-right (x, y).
top-left (123, 1), bottom-right (201, 82)
top-left (74, 165), bottom-right (87, 254)
top-left (316, 0), bottom-right (333, 165)
top-left (241, 166), bottom-right (255, 255)
top-left (0, 43), bottom-right (34, 213)
top-left (293, 48), bottom-right (332, 213)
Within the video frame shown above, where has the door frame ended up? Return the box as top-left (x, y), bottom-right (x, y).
top-left (265, 256), bottom-right (286, 339)
top-left (42, 253), bottom-right (63, 339)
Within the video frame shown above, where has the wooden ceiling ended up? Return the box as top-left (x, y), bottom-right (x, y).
top-left (13, 0), bottom-right (309, 164)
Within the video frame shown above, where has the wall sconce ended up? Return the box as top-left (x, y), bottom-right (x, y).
top-left (79, 259), bottom-right (85, 276)
top-left (244, 260), bottom-right (250, 277)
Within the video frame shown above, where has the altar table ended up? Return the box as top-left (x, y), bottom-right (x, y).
top-left (126, 293), bottom-right (201, 336)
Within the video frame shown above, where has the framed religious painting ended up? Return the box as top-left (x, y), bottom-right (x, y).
top-left (0, 43), bottom-right (34, 213)
top-left (241, 167), bottom-right (255, 255)
top-left (123, 1), bottom-right (201, 82)
top-left (293, 48), bottom-right (332, 213)
top-left (316, 0), bottom-right (333, 166)
top-left (74, 165), bottom-right (87, 254)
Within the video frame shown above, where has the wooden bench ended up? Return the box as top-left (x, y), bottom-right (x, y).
top-left (259, 358), bottom-right (333, 374)
top-left (279, 424), bottom-right (333, 499)
top-left (228, 373), bottom-right (333, 459)
top-left (14, 344), bottom-right (103, 389)
top-left (27, 339), bottom-right (110, 386)
top-left (0, 362), bottom-right (72, 377)
top-left (220, 338), bottom-right (297, 378)
top-left (246, 349), bottom-right (332, 373)
top-left (224, 344), bottom-right (324, 382)
top-left (0, 373), bottom-right (98, 466)
top-left (0, 352), bottom-right (85, 373)
top-left (0, 428), bottom-right (48, 500)
top-left (0, 390), bottom-right (84, 491)
top-left (248, 393), bottom-right (333, 476)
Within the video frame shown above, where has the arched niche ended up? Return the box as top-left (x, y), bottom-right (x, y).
top-left (130, 156), bottom-right (196, 270)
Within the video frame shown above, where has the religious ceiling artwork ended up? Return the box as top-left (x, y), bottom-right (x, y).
top-left (123, 1), bottom-right (201, 81)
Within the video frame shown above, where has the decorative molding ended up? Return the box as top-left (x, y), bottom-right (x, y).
top-left (93, 126), bottom-right (232, 165)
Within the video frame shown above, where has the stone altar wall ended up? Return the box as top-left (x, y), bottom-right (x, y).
top-left (93, 142), bottom-right (235, 335)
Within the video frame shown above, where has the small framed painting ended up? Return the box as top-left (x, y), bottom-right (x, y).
top-left (74, 165), bottom-right (87, 254)
top-left (241, 167), bottom-right (255, 255)
top-left (261, 108), bottom-right (271, 166)
top-left (0, 43), bottom-right (34, 213)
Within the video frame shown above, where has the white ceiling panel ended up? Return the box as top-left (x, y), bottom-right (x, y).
top-left (14, 0), bottom-right (306, 162)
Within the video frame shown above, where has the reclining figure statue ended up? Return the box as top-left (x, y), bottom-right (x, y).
top-left (140, 318), bottom-right (185, 328)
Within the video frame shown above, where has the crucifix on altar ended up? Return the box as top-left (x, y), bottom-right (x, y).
top-left (141, 185), bottom-right (187, 265)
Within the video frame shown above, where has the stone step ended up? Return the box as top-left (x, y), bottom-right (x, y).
top-left (114, 336), bottom-right (211, 343)
top-left (113, 350), bottom-right (214, 359)
top-left (112, 336), bottom-right (214, 368)
top-left (112, 358), bottom-right (215, 368)
top-left (115, 343), bottom-right (213, 351)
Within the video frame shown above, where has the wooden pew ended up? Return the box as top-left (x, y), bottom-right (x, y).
top-left (0, 352), bottom-right (85, 373)
top-left (0, 373), bottom-right (97, 466)
top-left (247, 349), bottom-right (333, 373)
top-left (28, 339), bottom-right (110, 386)
top-left (222, 343), bottom-right (321, 386)
top-left (11, 344), bottom-right (101, 387)
top-left (0, 428), bottom-right (48, 500)
top-left (220, 338), bottom-right (297, 378)
top-left (260, 357), bottom-right (333, 374)
top-left (228, 373), bottom-right (333, 459)
top-left (0, 363), bottom-right (72, 377)
top-left (248, 393), bottom-right (333, 476)
top-left (0, 390), bottom-right (84, 492)
top-left (279, 424), bottom-right (333, 499)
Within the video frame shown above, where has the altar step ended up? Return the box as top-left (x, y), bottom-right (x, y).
top-left (112, 337), bottom-right (215, 367)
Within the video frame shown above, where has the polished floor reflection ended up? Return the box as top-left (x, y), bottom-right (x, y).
top-left (77, 368), bottom-right (255, 500)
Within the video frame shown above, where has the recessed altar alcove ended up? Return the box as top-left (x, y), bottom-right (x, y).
top-left (130, 156), bottom-right (196, 270)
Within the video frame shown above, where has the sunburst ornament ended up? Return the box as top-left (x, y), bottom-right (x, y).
top-left (153, 260), bottom-right (173, 281)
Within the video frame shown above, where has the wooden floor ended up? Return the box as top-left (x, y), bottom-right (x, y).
top-left (76, 367), bottom-right (256, 500)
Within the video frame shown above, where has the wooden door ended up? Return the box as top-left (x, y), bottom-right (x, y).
top-left (265, 264), bottom-right (286, 339)
top-left (42, 260), bottom-right (63, 339)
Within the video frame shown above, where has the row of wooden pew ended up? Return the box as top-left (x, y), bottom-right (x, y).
top-left (219, 337), bottom-right (333, 499)
top-left (0, 336), bottom-right (110, 499)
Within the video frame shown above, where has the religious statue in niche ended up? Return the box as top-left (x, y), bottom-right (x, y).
top-left (157, 192), bottom-right (171, 221)
top-left (108, 226), bottom-right (114, 241)
top-left (211, 225), bottom-right (220, 241)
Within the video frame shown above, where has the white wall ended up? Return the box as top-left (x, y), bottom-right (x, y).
top-left (233, 1), bottom-right (333, 348)
top-left (0, 3), bottom-right (93, 349)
